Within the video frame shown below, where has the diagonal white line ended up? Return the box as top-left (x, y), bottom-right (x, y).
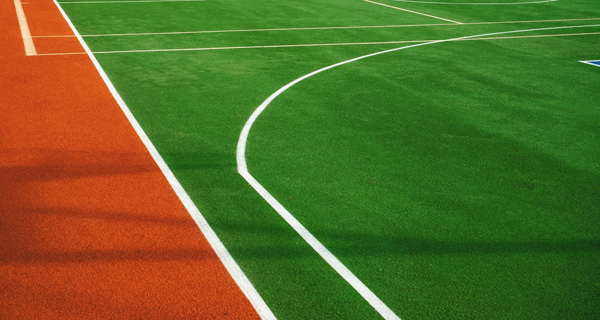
top-left (13, 0), bottom-right (37, 56)
top-left (237, 23), bottom-right (600, 320)
top-left (52, 0), bottom-right (276, 319)
top-left (363, 0), bottom-right (463, 24)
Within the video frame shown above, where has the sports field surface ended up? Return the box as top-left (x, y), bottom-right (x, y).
top-left (3, 0), bottom-right (599, 318)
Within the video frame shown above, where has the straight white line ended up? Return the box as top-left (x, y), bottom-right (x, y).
top-left (363, 0), bottom-right (463, 24)
top-left (91, 41), bottom-right (429, 53)
top-left (31, 17), bottom-right (600, 38)
top-left (51, 1), bottom-right (277, 319)
top-left (393, 0), bottom-right (557, 4)
top-left (78, 32), bottom-right (600, 54)
top-left (13, 0), bottom-right (37, 56)
top-left (58, 0), bottom-right (204, 3)
top-left (79, 24), bottom-right (449, 37)
top-left (236, 23), bottom-right (600, 320)
top-left (33, 31), bottom-right (600, 56)
top-left (239, 171), bottom-right (402, 320)
top-left (36, 52), bottom-right (88, 56)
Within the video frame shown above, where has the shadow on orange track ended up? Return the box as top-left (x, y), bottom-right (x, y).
top-left (0, 1), bottom-right (260, 318)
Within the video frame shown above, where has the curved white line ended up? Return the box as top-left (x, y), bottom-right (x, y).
top-left (52, 1), bottom-right (276, 319)
top-left (392, 0), bottom-right (556, 5)
top-left (237, 23), bottom-right (599, 320)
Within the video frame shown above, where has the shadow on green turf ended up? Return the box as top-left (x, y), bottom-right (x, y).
top-left (211, 221), bottom-right (600, 260)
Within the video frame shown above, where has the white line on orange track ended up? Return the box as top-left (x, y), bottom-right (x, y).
top-left (13, 0), bottom-right (37, 56)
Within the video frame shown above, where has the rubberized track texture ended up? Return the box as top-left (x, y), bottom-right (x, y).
top-left (0, 0), bottom-right (260, 318)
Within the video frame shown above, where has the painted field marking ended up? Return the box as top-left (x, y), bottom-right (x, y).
top-left (36, 52), bottom-right (87, 56)
top-left (58, 0), bottom-right (204, 3)
top-left (13, 0), bottom-right (37, 56)
top-left (363, 0), bottom-right (463, 24)
top-left (31, 17), bottom-right (600, 38)
top-left (52, 1), bottom-right (276, 319)
top-left (237, 23), bottom-right (600, 320)
top-left (393, 0), bottom-right (557, 4)
top-left (45, 31), bottom-right (595, 54)
top-left (581, 60), bottom-right (600, 67)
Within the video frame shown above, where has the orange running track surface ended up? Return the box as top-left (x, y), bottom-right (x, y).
top-left (0, 0), bottom-right (261, 318)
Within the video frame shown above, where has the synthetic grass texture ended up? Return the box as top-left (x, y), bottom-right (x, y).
top-left (60, 0), bottom-right (600, 318)
top-left (248, 36), bottom-right (600, 318)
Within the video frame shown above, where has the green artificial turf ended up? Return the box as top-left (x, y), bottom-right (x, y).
top-left (61, 0), bottom-right (600, 318)
top-left (248, 37), bottom-right (600, 319)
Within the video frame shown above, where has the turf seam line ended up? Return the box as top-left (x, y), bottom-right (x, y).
top-left (363, 0), bottom-right (462, 24)
top-left (32, 18), bottom-right (600, 38)
top-left (237, 23), bottom-right (600, 320)
top-left (51, 1), bottom-right (276, 319)
top-left (13, 0), bottom-right (37, 56)
top-left (74, 32), bottom-right (600, 54)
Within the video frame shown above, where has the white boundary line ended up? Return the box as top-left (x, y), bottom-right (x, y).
top-left (236, 23), bottom-right (600, 320)
top-left (13, 0), bottom-right (37, 56)
top-left (51, 1), bottom-right (277, 319)
top-left (31, 17), bottom-right (600, 38)
top-left (393, 0), bottom-right (557, 4)
top-left (363, 0), bottom-right (463, 24)
top-left (58, 0), bottom-right (204, 3)
top-left (581, 60), bottom-right (600, 67)
top-left (31, 31), bottom-right (600, 57)
top-left (36, 51), bottom-right (87, 56)
top-left (32, 31), bottom-right (600, 56)
top-left (43, 31), bottom-right (594, 54)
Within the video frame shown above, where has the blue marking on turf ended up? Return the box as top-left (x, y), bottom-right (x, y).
top-left (582, 60), bottom-right (600, 67)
